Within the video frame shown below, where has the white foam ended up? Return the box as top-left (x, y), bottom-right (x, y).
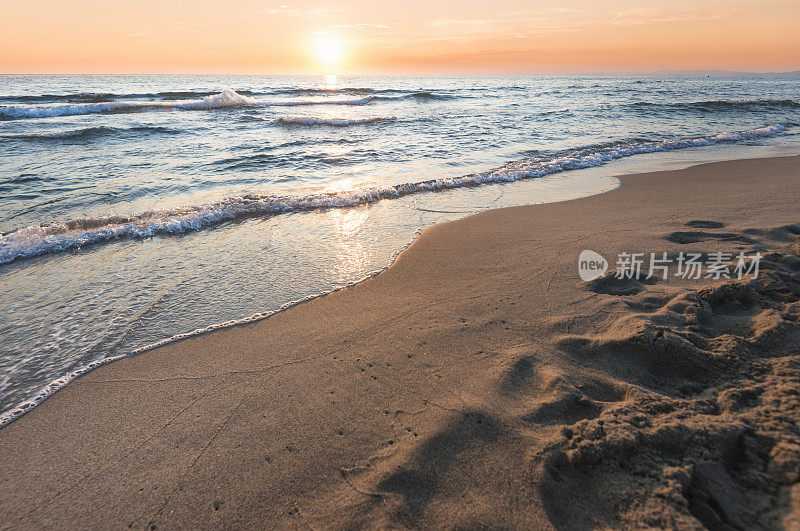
top-left (0, 123), bottom-right (790, 267)
top-left (0, 89), bottom-right (255, 119)
top-left (184, 89), bottom-right (256, 109)
top-left (0, 355), bottom-right (128, 428)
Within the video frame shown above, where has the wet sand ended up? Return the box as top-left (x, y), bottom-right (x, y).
top-left (1, 155), bottom-right (799, 529)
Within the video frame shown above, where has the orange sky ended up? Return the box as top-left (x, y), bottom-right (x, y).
top-left (2, 0), bottom-right (799, 74)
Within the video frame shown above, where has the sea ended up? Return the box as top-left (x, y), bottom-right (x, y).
top-left (1, 74), bottom-right (799, 426)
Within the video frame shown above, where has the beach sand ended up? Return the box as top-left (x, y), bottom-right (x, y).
top-left (1, 155), bottom-right (799, 529)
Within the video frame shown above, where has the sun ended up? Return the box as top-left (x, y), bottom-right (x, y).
top-left (312, 37), bottom-right (345, 68)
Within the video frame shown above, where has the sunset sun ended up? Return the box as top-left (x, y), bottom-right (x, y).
top-left (312, 37), bottom-right (345, 68)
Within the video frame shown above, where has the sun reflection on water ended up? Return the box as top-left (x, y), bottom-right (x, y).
top-left (328, 207), bottom-right (369, 282)
top-left (322, 176), bottom-right (357, 194)
top-left (325, 74), bottom-right (337, 90)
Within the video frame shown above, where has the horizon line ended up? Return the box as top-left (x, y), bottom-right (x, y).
top-left (2, 68), bottom-right (800, 77)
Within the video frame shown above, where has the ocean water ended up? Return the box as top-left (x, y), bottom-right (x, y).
top-left (1, 74), bottom-right (799, 426)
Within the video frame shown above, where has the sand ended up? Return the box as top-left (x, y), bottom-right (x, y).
top-left (1, 155), bottom-right (799, 529)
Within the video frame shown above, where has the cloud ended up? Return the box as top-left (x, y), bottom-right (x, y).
top-left (610, 6), bottom-right (733, 25)
top-left (126, 30), bottom-right (154, 39)
top-left (168, 22), bottom-right (205, 31)
top-left (258, 5), bottom-right (344, 18)
top-left (416, 5), bottom-right (734, 44)
top-left (428, 18), bottom-right (499, 27)
top-left (332, 23), bottom-right (392, 30)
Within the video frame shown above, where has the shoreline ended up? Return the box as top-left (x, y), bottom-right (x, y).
top-left (0, 229), bottom-right (424, 430)
top-left (1, 154), bottom-right (799, 527)
top-left (3, 141), bottom-right (796, 430)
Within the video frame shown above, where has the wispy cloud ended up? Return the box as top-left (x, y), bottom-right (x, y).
top-left (428, 18), bottom-right (499, 27)
top-left (610, 5), bottom-right (734, 25)
top-left (126, 30), bottom-right (154, 39)
top-left (421, 16), bottom-right (574, 41)
top-left (168, 22), bottom-right (205, 32)
top-left (415, 4), bottom-right (735, 44)
top-left (332, 23), bottom-right (392, 30)
top-left (258, 5), bottom-right (344, 18)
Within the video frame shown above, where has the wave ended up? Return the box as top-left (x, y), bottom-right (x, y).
top-left (0, 93), bottom-right (116, 104)
top-left (0, 88), bottom-right (455, 116)
top-left (156, 90), bottom-right (256, 100)
top-left (0, 123), bottom-right (790, 267)
top-left (539, 108), bottom-right (571, 116)
top-left (268, 96), bottom-right (374, 107)
top-left (0, 173), bottom-right (41, 186)
top-left (265, 88), bottom-right (455, 99)
top-left (0, 87), bottom-right (404, 102)
top-left (266, 92), bottom-right (454, 107)
top-left (0, 90), bottom-right (258, 104)
top-left (276, 116), bottom-right (395, 126)
top-left (627, 98), bottom-right (800, 113)
top-left (210, 145), bottom-right (376, 171)
top-left (0, 89), bottom-right (255, 120)
top-left (267, 87), bottom-right (404, 96)
top-left (373, 91), bottom-right (454, 102)
top-left (1, 125), bottom-right (181, 141)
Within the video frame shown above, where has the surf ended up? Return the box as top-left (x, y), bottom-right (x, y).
top-left (0, 122), bottom-right (791, 267)
top-left (0, 89), bottom-right (255, 120)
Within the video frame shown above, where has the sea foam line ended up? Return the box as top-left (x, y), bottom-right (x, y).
top-left (0, 123), bottom-right (791, 267)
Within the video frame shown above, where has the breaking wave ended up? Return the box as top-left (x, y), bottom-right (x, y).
top-left (0, 90), bottom-right (258, 104)
top-left (0, 88), bottom-right (457, 117)
top-left (0, 89), bottom-right (256, 120)
top-left (0, 123), bottom-right (790, 266)
top-left (156, 90), bottom-right (257, 100)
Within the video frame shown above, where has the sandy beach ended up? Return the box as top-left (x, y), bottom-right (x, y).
top-left (1, 155), bottom-right (799, 529)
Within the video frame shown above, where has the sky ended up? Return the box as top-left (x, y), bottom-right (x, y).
top-left (2, 0), bottom-right (799, 74)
